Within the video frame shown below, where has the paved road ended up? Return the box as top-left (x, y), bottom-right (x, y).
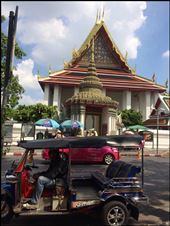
top-left (1, 155), bottom-right (169, 226)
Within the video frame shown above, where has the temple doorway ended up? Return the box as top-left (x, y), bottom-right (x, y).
top-left (85, 113), bottom-right (101, 135)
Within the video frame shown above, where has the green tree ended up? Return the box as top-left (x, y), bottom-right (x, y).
top-left (121, 109), bottom-right (143, 127)
top-left (13, 103), bottom-right (59, 123)
top-left (1, 16), bottom-right (26, 121)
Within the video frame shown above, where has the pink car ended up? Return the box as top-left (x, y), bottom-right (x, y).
top-left (42, 146), bottom-right (120, 165)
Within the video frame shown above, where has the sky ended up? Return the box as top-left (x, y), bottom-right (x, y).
top-left (1, 1), bottom-right (169, 105)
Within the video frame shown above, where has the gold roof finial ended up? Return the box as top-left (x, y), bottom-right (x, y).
top-left (64, 60), bottom-right (69, 69)
top-left (152, 73), bottom-right (156, 83)
top-left (98, 9), bottom-right (101, 23)
top-left (96, 9), bottom-right (99, 24)
top-left (72, 48), bottom-right (79, 59)
top-left (132, 64), bottom-right (136, 74)
top-left (48, 64), bottom-right (52, 74)
top-left (101, 7), bottom-right (104, 22)
top-left (165, 79), bottom-right (168, 88)
top-left (37, 65), bottom-right (40, 79)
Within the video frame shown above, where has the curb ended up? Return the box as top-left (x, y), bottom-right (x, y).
top-left (121, 154), bottom-right (165, 157)
top-left (5, 152), bottom-right (41, 156)
top-left (4, 152), bottom-right (166, 157)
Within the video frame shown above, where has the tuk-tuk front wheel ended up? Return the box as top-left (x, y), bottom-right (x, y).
top-left (1, 195), bottom-right (13, 223)
top-left (102, 201), bottom-right (129, 226)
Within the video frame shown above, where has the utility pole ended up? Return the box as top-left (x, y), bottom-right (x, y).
top-left (1, 6), bottom-right (18, 153)
top-left (156, 109), bottom-right (159, 155)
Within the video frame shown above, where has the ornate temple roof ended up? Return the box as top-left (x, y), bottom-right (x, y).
top-left (64, 18), bottom-right (132, 73)
top-left (65, 39), bottom-right (118, 108)
top-left (38, 16), bottom-right (166, 93)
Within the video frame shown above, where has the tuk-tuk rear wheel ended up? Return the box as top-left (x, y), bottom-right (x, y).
top-left (102, 201), bottom-right (129, 226)
top-left (1, 195), bottom-right (13, 223)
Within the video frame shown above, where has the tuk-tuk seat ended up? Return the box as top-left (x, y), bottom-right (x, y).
top-left (92, 161), bottom-right (141, 189)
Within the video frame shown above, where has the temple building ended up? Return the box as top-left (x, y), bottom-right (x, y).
top-left (143, 94), bottom-right (170, 130)
top-left (38, 15), bottom-right (166, 135)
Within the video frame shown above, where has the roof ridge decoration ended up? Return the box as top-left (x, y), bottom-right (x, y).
top-left (135, 74), bottom-right (166, 89)
top-left (65, 14), bottom-right (133, 73)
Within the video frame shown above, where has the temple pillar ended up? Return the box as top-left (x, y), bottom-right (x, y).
top-left (139, 91), bottom-right (151, 121)
top-left (79, 105), bottom-right (85, 127)
top-left (44, 84), bottom-right (49, 105)
top-left (53, 85), bottom-right (61, 111)
top-left (74, 86), bottom-right (79, 95)
top-left (107, 108), bottom-right (117, 135)
top-left (144, 91), bottom-right (151, 120)
top-left (122, 90), bottom-right (131, 109)
top-left (71, 105), bottom-right (76, 121)
top-left (103, 88), bottom-right (106, 96)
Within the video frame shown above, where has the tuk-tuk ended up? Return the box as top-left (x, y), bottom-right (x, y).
top-left (1, 135), bottom-right (148, 226)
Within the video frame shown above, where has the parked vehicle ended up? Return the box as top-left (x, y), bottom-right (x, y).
top-left (42, 146), bottom-right (120, 165)
top-left (1, 135), bottom-right (148, 226)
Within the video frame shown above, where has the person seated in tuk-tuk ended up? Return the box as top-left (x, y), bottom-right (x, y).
top-left (23, 149), bottom-right (68, 209)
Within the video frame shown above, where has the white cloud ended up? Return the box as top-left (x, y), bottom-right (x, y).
top-left (162, 50), bottom-right (169, 58)
top-left (13, 59), bottom-right (44, 105)
top-left (19, 94), bottom-right (44, 105)
top-left (13, 59), bottom-right (40, 90)
top-left (2, 1), bottom-right (147, 66)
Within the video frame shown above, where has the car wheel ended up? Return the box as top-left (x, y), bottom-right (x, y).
top-left (102, 201), bottom-right (129, 226)
top-left (1, 195), bottom-right (13, 223)
top-left (104, 154), bottom-right (114, 165)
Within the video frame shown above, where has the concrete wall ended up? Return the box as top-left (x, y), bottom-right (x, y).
top-left (6, 123), bottom-right (170, 149)
top-left (144, 129), bottom-right (169, 149)
top-left (5, 123), bottom-right (57, 145)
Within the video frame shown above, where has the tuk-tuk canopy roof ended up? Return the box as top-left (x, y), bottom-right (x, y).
top-left (18, 135), bottom-right (143, 150)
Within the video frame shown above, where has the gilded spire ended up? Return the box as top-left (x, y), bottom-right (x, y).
top-left (87, 38), bottom-right (97, 77)
top-left (91, 38), bottom-right (94, 63)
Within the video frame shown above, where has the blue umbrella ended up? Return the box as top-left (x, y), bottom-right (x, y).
top-left (60, 120), bottom-right (83, 129)
top-left (35, 119), bottom-right (60, 129)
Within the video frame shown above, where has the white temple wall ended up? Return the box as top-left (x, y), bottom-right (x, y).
top-left (122, 90), bottom-right (131, 110)
top-left (60, 87), bottom-right (74, 107)
top-left (131, 92), bottom-right (140, 111)
top-left (106, 90), bottom-right (123, 110)
top-left (53, 85), bottom-right (61, 110)
top-left (74, 86), bottom-right (79, 95)
top-left (44, 84), bottom-right (49, 105)
top-left (102, 107), bottom-right (108, 124)
top-left (48, 85), bottom-right (54, 106)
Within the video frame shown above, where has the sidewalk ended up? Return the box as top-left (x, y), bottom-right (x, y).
top-left (120, 147), bottom-right (169, 157)
top-left (3, 145), bottom-right (169, 157)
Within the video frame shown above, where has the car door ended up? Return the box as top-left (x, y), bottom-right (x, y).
top-left (71, 148), bottom-right (84, 162)
top-left (83, 147), bottom-right (101, 162)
